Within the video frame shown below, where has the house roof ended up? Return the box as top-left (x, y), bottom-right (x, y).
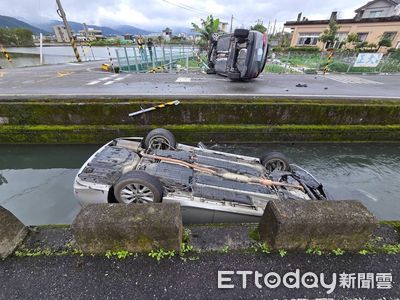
top-left (284, 15), bottom-right (400, 27)
top-left (355, 0), bottom-right (400, 12)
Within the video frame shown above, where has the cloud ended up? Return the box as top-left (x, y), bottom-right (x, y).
top-left (2, 0), bottom-right (367, 30)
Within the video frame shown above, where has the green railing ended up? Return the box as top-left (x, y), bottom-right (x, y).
top-left (115, 45), bottom-right (201, 73)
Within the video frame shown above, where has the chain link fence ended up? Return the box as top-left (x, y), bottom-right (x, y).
top-left (266, 51), bottom-right (400, 74)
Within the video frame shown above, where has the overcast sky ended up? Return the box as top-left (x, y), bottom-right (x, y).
top-left (3, 0), bottom-right (367, 30)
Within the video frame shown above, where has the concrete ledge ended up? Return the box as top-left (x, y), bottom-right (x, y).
top-left (0, 207), bottom-right (28, 259)
top-left (71, 203), bottom-right (183, 254)
top-left (259, 200), bottom-right (378, 251)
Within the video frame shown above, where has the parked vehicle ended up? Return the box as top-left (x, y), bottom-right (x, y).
top-left (207, 29), bottom-right (269, 81)
top-left (73, 128), bottom-right (330, 223)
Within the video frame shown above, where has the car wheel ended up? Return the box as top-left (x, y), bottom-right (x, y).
top-left (114, 171), bottom-right (164, 203)
top-left (143, 128), bottom-right (176, 150)
top-left (261, 152), bottom-right (291, 173)
top-left (234, 29), bottom-right (250, 39)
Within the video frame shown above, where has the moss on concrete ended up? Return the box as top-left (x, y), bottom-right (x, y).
top-left (1, 100), bottom-right (400, 126)
top-left (1, 124), bottom-right (400, 144)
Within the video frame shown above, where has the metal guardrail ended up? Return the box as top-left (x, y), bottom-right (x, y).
top-left (115, 45), bottom-right (200, 73)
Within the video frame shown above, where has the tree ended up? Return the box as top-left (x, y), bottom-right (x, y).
top-left (346, 32), bottom-right (358, 44)
top-left (251, 22), bottom-right (267, 33)
top-left (0, 28), bottom-right (33, 46)
top-left (378, 37), bottom-right (392, 50)
top-left (192, 15), bottom-right (220, 48)
top-left (318, 20), bottom-right (340, 49)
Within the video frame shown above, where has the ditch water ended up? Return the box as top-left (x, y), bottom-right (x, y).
top-left (0, 143), bottom-right (399, 225)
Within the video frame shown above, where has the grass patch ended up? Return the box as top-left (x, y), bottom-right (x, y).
top-left (249, 227), bottom-right (260, 241)
top-left (380, 221), bottom-right (400, 234)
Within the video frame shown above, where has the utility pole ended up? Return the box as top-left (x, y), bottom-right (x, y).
top-left (82, 23), bottom-right (90, 40)
top-left (56, 0), bottom-right (81, 62)
top-left (230, 15), bottom-right (233, 33)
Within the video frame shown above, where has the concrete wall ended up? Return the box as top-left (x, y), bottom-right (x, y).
top-left (1, 98), bottom-right (400, 143)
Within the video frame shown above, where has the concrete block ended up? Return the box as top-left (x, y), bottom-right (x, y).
top-left (0, 206), bottom-right (28, 259)
top-left (259, 200), bottom-right (377, 251)
top-left (72, 203), bottom-right (183, 254)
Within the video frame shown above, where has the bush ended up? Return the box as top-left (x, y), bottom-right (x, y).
top-left (329, 62), bottom-right (349, 72)
top-left (0, 28), bottom-right (34, 46)
top-left (272, 46), bottom-right (284, 52)
top-left (388, 48), bottom-right (400, 53)
top-left (304, 68), bottom-right (317, 74)
top-left (387, 49), bottom-right (400, 60)
top-left (288, 46), bottom-right (321, 53)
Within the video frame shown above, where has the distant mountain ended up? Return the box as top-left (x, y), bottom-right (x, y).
top-left (35, 20), bottom-right (151, 36)
top-left (171, 27), bottom-right (196, 35)
top-left (35, 20), bottom-right (120, 36)
top-left (111, 25), bottom-right (151, 35)
top-left (1, 14), bottom-right (190, 37)
top-left (0, 15), bottom-right (49, 34)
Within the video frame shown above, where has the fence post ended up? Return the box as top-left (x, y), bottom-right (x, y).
top-left (115, 49), bottom-right (121, 72)
top-left (106, 46), bottom-right (115, 72)
top-left (124, 47), bottom-right (131, 72)
top-left (153, 46), bottom-right (158, 67)
top-left (186, 52), bottom-right (189, 73)
top-left (39, 33), bottom-right (43, 65)
top-left (169, 46), bottom-right (173, 73)
top-left (284, 51), bottom-right (291, 74)
top-left (1, 45), bottom-right (13, 66)
top-left (162, 46), bottom-right (166, 67)
top-left (316, 51), bottom-right (324, 73)
top-left (323, 49), bottom-right (334, 75)
top-left (379, 52), bottom-right (391, 73)
top-left (347, 52), bottom-right (357, 73)
top-left (132, 47), bottom-right (140, 73)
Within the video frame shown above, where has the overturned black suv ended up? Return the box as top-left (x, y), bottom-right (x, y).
top-left (207, 29), bottom-right (269, 81)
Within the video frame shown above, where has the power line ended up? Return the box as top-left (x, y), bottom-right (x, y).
top-left (167, 0), bottom-right (211, 15)
top-left (159, 0), bottom-right (231, 20)
top-left (159, 0), bottom-right (206, 16)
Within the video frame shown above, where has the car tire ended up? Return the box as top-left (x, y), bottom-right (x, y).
top-left (114, 171), bottom-right (164, 203)
top-left (143, 128), bottom-right (176, 150)
top-left (234, 29), bottom-right (250, 39)
top-left (261, 152), bottom-right (291, 172)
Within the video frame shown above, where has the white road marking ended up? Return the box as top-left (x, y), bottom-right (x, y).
top-left (176, 77), bottom-right (191, 82)
top-left (326, 75), bottom-right (383, 85)
top-left (103, 75), bottom-right (131, 85)
top-left (86, 75), bottom-right (120, 86)
top-left (86, 80), bottom-right (101, 86)
top-left (99, 76), bottom-right (113, 81)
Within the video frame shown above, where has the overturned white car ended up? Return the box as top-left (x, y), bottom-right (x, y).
top-left (73, 128), bottom-right (330, 223)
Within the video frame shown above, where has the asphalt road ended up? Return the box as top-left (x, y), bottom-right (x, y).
top-left (0, 61), bottom-right (400, 100)
top-left (1, 225), bottom-right (398, 299)
top-left (1, 253), bottom-right (399, 299)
